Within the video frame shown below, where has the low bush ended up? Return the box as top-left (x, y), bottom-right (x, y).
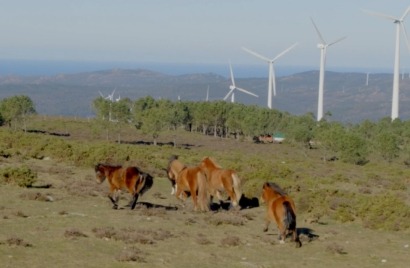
top-left (0, 166), bottom-right (37, 187)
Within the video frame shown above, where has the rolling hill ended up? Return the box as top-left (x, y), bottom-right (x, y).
top-left (1, 68), bottom-right (409, 123)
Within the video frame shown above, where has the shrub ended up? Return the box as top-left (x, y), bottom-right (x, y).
top-left (0, 166), bottom-right (37, 187)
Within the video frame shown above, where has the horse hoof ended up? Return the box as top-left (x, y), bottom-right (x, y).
top-left (112, 205), bottom-right (118, 210)
top-left (279, 240), bottom-right (285, 244)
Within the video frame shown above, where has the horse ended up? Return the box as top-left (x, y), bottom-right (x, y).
top-left (165, 155), bottom-right (184, 195)
top-left (199, 157), bottom-right (242, 209)
top-left (94, 163), bottom-right (153, 210)
top-left (166, 155), bottom-right (209, 212)
top-left (260, 182), bottom-right (302, 248)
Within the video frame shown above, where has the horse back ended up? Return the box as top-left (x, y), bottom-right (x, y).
top-left (178, 166), bottom-right (203, 190)
top-left (270, 196), bottom-right (297, 226)
top-left (122, 166), bottom-right (142, 192)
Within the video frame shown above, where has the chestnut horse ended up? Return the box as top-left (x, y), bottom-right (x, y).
top-left (166, 155), bottom-right (209, 211)
top-left (199, 157), bottom-right (242, 209)
top-left (261, 182), bottom-right (302, 247)
top-left (94, 163), bottom-right (153, 210)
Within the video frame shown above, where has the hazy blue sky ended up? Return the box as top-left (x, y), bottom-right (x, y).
top-left (1, 0), bottom-right (410, 73)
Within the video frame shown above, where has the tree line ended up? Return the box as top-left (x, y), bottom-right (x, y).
top-left (1, 94), bottom-right (410, 166)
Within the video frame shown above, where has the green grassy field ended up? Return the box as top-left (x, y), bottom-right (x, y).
top-left (0, 117), bottom-right (409, 267)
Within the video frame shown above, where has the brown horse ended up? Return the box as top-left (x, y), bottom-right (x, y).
top-left (94, 163), bottom-right (153, 210)
top-left (261, 182), bottom-right (301, 247)
top-left (166, 155), bottom-right (209, 211)
top-left (199, 157), bottom-right (242, 209)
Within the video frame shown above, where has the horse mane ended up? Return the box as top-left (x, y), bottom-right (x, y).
top-left (265, 182), bottom-right (287, 196)
top-left (202, 156), bottom-right (222, 168)
top-left (95, 163), bottom-right (122, 172)
top-left (167, 155), bottom-right (187, 171)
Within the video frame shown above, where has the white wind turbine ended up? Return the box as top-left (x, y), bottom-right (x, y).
top-left (242, 43), bottom-right (298, 109)
top-left (364, 6), bottom-right (410, 120)
top-left (311, 18), bottom-right (346, 121)
top-left (107, 88), bottom-right (116, 102)
top-left (223, 62), bottom-right (258, 103)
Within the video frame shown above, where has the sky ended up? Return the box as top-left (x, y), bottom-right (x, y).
top-left (1, 0), bottom-right (410, 76)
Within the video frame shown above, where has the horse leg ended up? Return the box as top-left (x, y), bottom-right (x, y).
top-left (292, 229), bottom-right (302, 248)
top-left (188, 182), bottom-right (199, 211)
top-left (175, 184), bottom-right (186, 208)
top-left (277, 224), bottom-right (286, 244)
top-left (130, 193), bottom-right (139, 210)
top-left (263, 215), bottom-right (270, 232)
top-left (109, 190), bottom-right (118, 209)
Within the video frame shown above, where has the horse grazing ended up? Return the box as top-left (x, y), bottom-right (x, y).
top-left (166, 155), bottom-right (209, 212)
top-left (94, 163), bottom-right (153, 210)
top-left (261, 182), bottom-right (301, 248)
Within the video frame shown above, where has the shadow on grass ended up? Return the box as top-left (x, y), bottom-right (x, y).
top-left (210, 194), bottom-right (260, 211)
top-left (297, 227), bottom-right (319, 242)
top-left (128, 201), bottom-right (178, 211)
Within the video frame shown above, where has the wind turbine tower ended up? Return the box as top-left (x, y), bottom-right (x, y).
top-left (242, 43), bottom-right (297, 109)
top-left (364, 6), bottom-right (410, 120)
top-left (311, 18), bottom-right (346, 121)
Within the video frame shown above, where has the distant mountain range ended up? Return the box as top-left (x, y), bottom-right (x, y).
top-left (1, 68), bottom-right (409, 123)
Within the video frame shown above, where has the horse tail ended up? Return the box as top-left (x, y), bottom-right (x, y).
top-left (197, 170), bottom-right (209, 211)
top-left (231, 172), bottom-right (242, 205)
top-left (283, 201), bottom-right (297, 231)
top-left (137, 173), bottom-right (154, 196)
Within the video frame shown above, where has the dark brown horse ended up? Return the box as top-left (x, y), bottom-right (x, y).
top-left (166, 155), bottom-right (209, 211)
top-left (199, 157), bottom-right (242, 209)
top-left (261, 182), bottom-right (301, 247)
top-left (94, 163), bottom-right (153, 209)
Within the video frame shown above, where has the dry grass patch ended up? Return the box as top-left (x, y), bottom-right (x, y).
top-left (196, 233), bottom-right (213, 245)
top-left (92, 226), bottom-right (117, 239)
top-left (116, 246), bottom-right (147, 263)
top-left (64, 228), bottom-right (88, 239)
top-left (1, 236), bottom-right (33, 247)
top-left (19, 191), bottom-right (54, 202)
top-left (326, 242), bottom-right (347, 255)
top-left (93, 226), bottom-right (174, 245)
top-left (220, 235), bottom-right (242, 247)
top-left (205, 212), bottom-right (245, 226)
top-left (63, 176), bottom-right (104, 197)
top-left (14, 210), bottom-right (28, 218)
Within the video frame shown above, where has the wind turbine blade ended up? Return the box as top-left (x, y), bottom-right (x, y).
top-left (235, 87), bottom-right (259, 98)
top-left (362, 9), bottom-right (399, 21)
top-left (242, 47), bottom-right (271, 62)
top-left (99, 91), bottom-right (104, 98)
top-left (328, 36), bottom-right (347, 47)
top-left (402, 23), bottom-right (410, 52)
top-left (229, 61), bottom-right (236, 86)
top-left (401, 6), bottom-right (410, 20)
top-left (310, 17), bottom-right (326, 44)
top-left (223, 88), bottom-right (235, 100)
top-left (272, 43), bottom-right (298, 62)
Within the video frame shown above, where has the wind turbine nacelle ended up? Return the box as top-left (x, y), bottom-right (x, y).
top-left (229, 85), bottom-right (235, 90)
top-left (317, 43), bottom-right (325, 49)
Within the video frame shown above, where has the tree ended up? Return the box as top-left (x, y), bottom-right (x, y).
top-left (92, 97), bottom-right (111, 121)
top-left (0, 95), bottom-right (36, 131)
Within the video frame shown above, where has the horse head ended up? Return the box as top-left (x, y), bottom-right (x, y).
top-left (94, 163), bottom-right (107, 184)
top-left (261, 182), bottom-right (286, 203)
top-left (200, 156), bottom-right (221, 170)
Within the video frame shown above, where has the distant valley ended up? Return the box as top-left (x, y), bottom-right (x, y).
top-left (1, 68), bottom-right (409, 123)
